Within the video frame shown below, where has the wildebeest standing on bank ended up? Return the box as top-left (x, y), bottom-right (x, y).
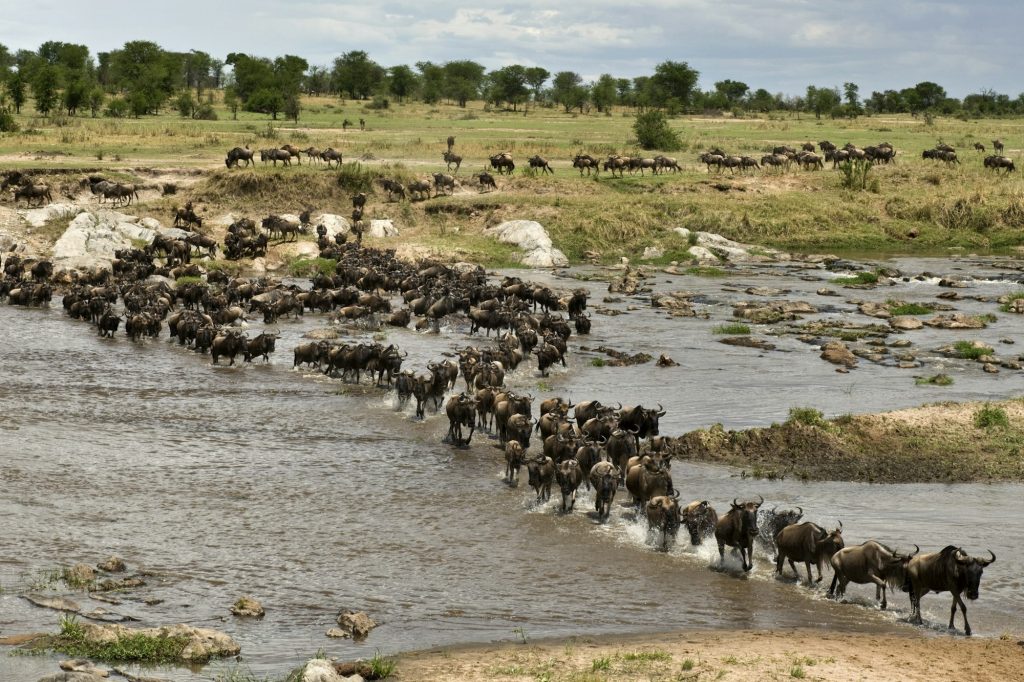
top-left (905, 546), bottom-right (995, 636)
top-left (715, 495), bottom-right (764, 572)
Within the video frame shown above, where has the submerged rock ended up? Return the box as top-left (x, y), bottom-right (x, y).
top-left (230, 596), bottom-right (265, 618)
top-left (889, 316), bottom-right (923, 331)
top-left (820, 341), bottom-right (858, 368)
top-left (96, 556), bottom-right (126, 573)
top-left (485, 220), bottom-right (568, 268)
top-left (333, 610), bottom-right (377, 640)
top-left (925, 313), bottom-right (988, 329)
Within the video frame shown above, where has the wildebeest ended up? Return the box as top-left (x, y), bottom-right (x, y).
top-left (625, 454), bottom-right (673, 508)
top-left (475, 171), bottom-right (497, 192)
top-left (646, 491), bottom-right (681, 551)
top-left (505, 440), bottom-right (525, 485)
top-left (444, 393), bottom-right (476, 446)
top-left (225, 146), bottom-right (255, 168)
top-left (758, 506), bottom-right (804, 558)
top-left (525, 455), bottom-right (555, 502)
top-left (555, 458), bottom-right (584, 512)
top-left (244, 332), bottom-right (278, 363)
top-left (992, 138), bottom-right (1004, 154)
top-left (211, 330), bottom-right (246, 365)
top-left (406, 179), bottom-right (432, 200)
top-left (905, 546), bottom-right (996, 636)
top-left (442, 150), bottom-right (462, 172)
top-left (589, 461), bottom-right (620, 521)
top-left (681, 500), bottom-right (718, 546)
top-left (699, 153), bottom-right (725, 173)
top-left (432, 173), bottom-right (456, 197)
top-left (280, 144), bottom-right (302, 164)
top-left (617, 404), bottom-right (664, 448)
top-left (775, 521), bottom-right (844, 585)
top-left (654, 155), bottom-right (681, 173)
top-left (321, 148), bottom-right (343, 168)
top-left (14, 184), bottom-right (53, 207)
top-left (527, 155), bottom-right (554, 174)
top-left (572, 153), bottom-right (600, 176)
top-left (260, 148), bottom-right (291, 166)
top-left (984, 155), bottom-right (1015, 173)
top-left (489, 152), bottom-right (515, 174)
top-left (828, 541), bottom-right (918, 610)
top-left (715, 495), bottom-right (764, 572)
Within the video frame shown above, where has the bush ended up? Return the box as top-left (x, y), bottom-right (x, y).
top-left (194, 103), bottom-right (218, 120)
top-left (787, 407), bottom-right (827, 428)
top-left (0, 108), bottom-right (18, 133)
top-left (104, 98), bottom-right (130, 118)
top-left (713, 323), bottom-right (751, 335)
top-left (336, 162), bottom-right (374, 193)
top-left (974, 404), bottom-right (1009, 429)
top-left (915, 374), bottom-right (953, 386)
top-left (633, 110), bottom-right (681, 151)
top-left (953, 340), bottom-right (990, 360)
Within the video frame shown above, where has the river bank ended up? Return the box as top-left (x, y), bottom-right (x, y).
top-left (395, 628), bottom-right (1024, 681)
top-left (670, 399), bottom-right (1024, 483)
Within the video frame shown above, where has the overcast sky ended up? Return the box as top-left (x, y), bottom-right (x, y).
top-left (2, 1), bottom-right (1020, 98)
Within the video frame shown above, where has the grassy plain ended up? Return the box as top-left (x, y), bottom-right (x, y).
top-left (3, 95), bottom-right (1024, 263)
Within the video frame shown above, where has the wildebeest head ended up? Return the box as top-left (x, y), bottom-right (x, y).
top-left (732, 495), bottom-right (763, 537)
top-left (954, 548), bottom-right (996, 600)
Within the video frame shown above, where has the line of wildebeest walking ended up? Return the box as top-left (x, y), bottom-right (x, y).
top-left (0, 224), bottom-right (1001, 637)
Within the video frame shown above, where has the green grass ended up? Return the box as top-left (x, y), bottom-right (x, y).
top-left (887, 300), bottom-right (934, 315)
top-left (686, 266), bottom-right (728, 277)
top-left (288, 257), bottom-right (337, 277)
top-left (999, 290), bottom-right (1024, 312)
top-left (621, 650), bottom-right (671, 662)
top-left (591, 358), bottom-right (607, 367)
top-left (787, 406), bottom-right (827, 428)
top-left (682, 659), bottom-right (695, 671)
top-left (51, 615), bottom-right (189, 664)
top-left (713, 323), bottom-right (751, 335)
top-left (791, 665), bottom-right (807, 679)
top-left (175, 275), bottom-right (207, 286)
top-left (916, 374), bottom-right (954, 386)
top-left (975, 404), bottom-right (1010, 429)
top-left (591, 656), bottom-right (611, 672)
top-left (954, 340), bottom-right (991, 359)
top-left (832, 271), bottom-right (879, 285)
top-left (368, 650), bottom-right (397, 679)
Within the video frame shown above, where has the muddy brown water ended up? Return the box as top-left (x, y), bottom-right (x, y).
top-left (1, 256), bottom-right (1022, 680)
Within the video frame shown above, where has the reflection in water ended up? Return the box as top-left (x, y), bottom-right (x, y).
top-left (0, 257), bottom-right (1021, 680)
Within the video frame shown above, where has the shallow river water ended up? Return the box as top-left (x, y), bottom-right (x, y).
top-left (1, 255), bottom-right (1022, 680)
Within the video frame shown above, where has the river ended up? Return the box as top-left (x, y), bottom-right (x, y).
top-left (0, 255), bottom-right (1021, 680)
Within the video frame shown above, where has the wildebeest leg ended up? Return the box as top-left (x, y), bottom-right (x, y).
top-left (952, 593), bottom-right (970, 635)
top-left (718, 541), bottom-right (726, 564)
top-left (909, 590), bottom-right (922, 624)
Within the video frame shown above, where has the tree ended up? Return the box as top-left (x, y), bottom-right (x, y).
top-left (248, 88), bottom-right (284, 119)
top-left (88, 87), bottom-right (104, 117)
top-left (442, 60), bottom-right (485, 107)
top-left (591, 74), bottom-right (617, 113)
top-left (911, 81), bottom-right (947, 111)
top-left (524, 66), bottom-right (549, 104)
top-left (616, 78), bottom-right (634, 107)
top-left (747, 88), bottom-right (777, 113)
top-left (183, 50), bottom-right (212, 98)
top-left (109, 41), bottom-right (179, 115)
top-left (416, 61), bottom-right (444, 104)
top-left (650, 60), bottom-right (699, 110)
top-left (62, 75), bottom-right (88, 115)
top-left (6, 71), bottom-right (26, 113)
top-left (633, 110), bottom-right (681, 151)
top-left (714, 79), bottom-right (749, 106)
top-left (284, 94), bottom-right (300, 123)
top-left (388, 64), bottom-right (417, 102)
top-left (305, 65), bottom-right (330, 96)
top-left (331, 50), bottom-right (383, 99)
top-left (805, 85), bottom-right (840, 118)
top-left (31, 65), bottom-right (59, 115)
top-left (488, 65), bottom-right (529, 110)
top-left (551, 71), bottom-right (584, 113)
top-left (223, 86), bottom-right (240, 120)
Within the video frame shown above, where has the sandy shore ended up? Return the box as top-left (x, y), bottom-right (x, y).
top-left (395, 629), bottom-right (1024, 681)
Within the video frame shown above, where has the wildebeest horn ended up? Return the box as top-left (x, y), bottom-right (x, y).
top-left (732, 498), bottom-right (740, 507)
top-left (910, 544), bottom-right (920, 558)
top-left (837, 520), bottom-right (842, 530)
top-left (614, 402), bottom-right (622, 410)
top-left (401, 350), bottom-right (409, 357)
top-left (755, 494), bottom-right (764, 506)
top-left (670, 489), bottom-right (680, 499)
top-left (796, 506), bottom-right (803, 517)
top-left (982, 550), bottom-right (996, 565)
top-left (629, 425), bottom-right (640, 434)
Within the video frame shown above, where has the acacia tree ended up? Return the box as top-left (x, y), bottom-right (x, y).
top-left (649, 60), bottom-right (699, 111)
top-left (488, 65), bottom-right (529, 110)
top-left (331, 50), bottom-right (383, 99)
top-left (31, 65), bottom-right (59, 115)
top-left (524, 66), bottom-right (549, 105)
top-left (552, 71), bottom-right (586, 112)
top-left (590, 74), bottom-right (617, 113)
top-left (388, 64), bottom-right (417, 102)
top-left (442, 60), bottom-right (485, 107)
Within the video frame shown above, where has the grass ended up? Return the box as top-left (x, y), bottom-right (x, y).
top-left (621, 650), bottom-right (671, 662)
top-left (953, 340), bottom-right (991, 359)
top-left (713, 322), bottom-right (751, 335)
top-left (591, 656), bottom-right (611, 672)
top-left (999, 290), bottom-right (1024, 312)
top-left (975, 404), bottom-right (1010, 429)
top-left (791, 665), bottom-right (807, 678)
top-left (288, 257), bottom-right (338, 277)
top-left (887, 300), bottom-right (934, 315)
top-left (9, 98), bottom-right (1024, 263)
top-left (787, 406), bottom-right (827, 428)
top-left (685, 266), bottom-right (728, 277)
top-left (368, 650), bottom-right (397, 679)
top-left (681, 659), bottom-right (695, 671)
top-left (832, 271), bottom-right (879, 285)
top-left (916, 373), bottom-right (954, 386)
top-left (51, 615), bottom-right (189, 664)
top-left (175, 275), bottom-right (207, 286)
top-left (591, 358), bottom-right (607, 367)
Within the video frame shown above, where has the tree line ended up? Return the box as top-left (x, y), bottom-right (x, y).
top-left (2, 40), bottom-right (1024, 130)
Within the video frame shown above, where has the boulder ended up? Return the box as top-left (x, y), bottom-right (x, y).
top-left (64, 563), bottom-right (96, 586)
top-left (25, 595), bottom-right (81, 613)
top-left (642, 246), bottom-right (664, 260)
top-left (19, 203), bottom-right (81, 229)
top-left (485, 220), bottom-right (568, 268)
top-left (367, 219), bottom-right (399, 238)
top-left (318, 214), bottom-right (350, 240)
top-left (719, 336), bottom-right (776, 351)
top-left (889, 316), bottom-right (923, 331)
top-left (302, 659), bottom-right (346, 682)
top-left (674, 229), bottom-right (788, 263)
top-left (96, 556), bottom-right (126, 573)
top-left (75, 623), bottom-right (239, 663)
top-left (37, 673), bottom-right (107, 682)
top-left (334, 610), bottom-right (377, 640)
top-left (656, 354), bottom-right (679, 367)
top-left (686, 245), bottom-right (719, 263)
top-left (51, 209), bottom-right (159, 272)
top-left (925, 313), bottom-right (987, 329)
top-left (230, 596), bottom-right (265, 618)
top-left (820, 341), bottom-right (858, 368)
top-left (858, 302), bottom-right (891, 319)
top-left (59, 660), bottom-right (109, 677)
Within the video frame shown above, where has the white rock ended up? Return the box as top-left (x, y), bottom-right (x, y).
top-left (485, 220), bottom-right (568, 268)
top-left (279, 213), bottom-right (301, 224)
top-left (301, 659), bottom-right (345, 682)
top-left (19, 203), bottom-right (81, 229)
top-left (673, 227), bottom-right (691, 240)
top-left (51, 209), bottom-right (160, 272)
top-left (139, 217), bottom-right (164, 231)
top-left (157, 227), bottom-right (192, 240)
top-left (367, 219), bottom-right (399, 238)
top-left (292, 242), bottom-right (320, 258)
top-left (317, 214), bottom-right (350, 239)
top-left (642, 246), bottom-right (665, 260)
top-left (687, 246), bottom-right (719, 262)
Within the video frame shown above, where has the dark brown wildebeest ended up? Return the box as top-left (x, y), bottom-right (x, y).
top-left (973, 142), bottom-right (986, 153)
top-left (617, 403), bottom-right (665, 448)
top-left (625, 454), bottom-right (673, 508)
top-left (407, 179), bottom-right (432, 200)
top-left (525, 455), bottom-right (555, 502)
top-left (758, 506), bottom-right (804, 558)
top-left (828, 541), bottom-right (918, 610)
top-left (261, 148), bottom-right (292, 166)
top-left (321, 147), bottom-right (343, 168)
top-left (681, 500), bottom-right (718, 546)
top-left (505, 440), bottom-right (525, 485)
top-left (555, 458), bottom-right (584, 512)
top-left (445, 393), bottom-right (476, 446)
top-left (14, 184), bottom-right (53, 207)
top-left (379, 177), bottom-right (406, 201)
top-left (572, 153), bottom-right (600, 176)
top-left (775, 521), bottom-right (844, 585)
top-left (475, 171), bottom-right (497, 192)
top-left (489, 152), bottom-right (515, 174)
top-left (432, 173), bottom-right (456, 197)
top-left (761, 154), bottom-right (790, 172)
top-left (645, 491), bottom-right (681, 551)
top-left (303, 147), bottom-right (322, 164)
top-left (225, 146), bottom-right (255, 168)
top-left (699, 152), bottom-right (725, 173)
top-left (352, 192), bottom-right (367, 210)
top-left (905, 545), bottom-right (995, 636)
top-left (992, 139), bottom-right (1004, 154)
top-left (818, 140), bottom-right (837, 153)
top-left (589, 461), bottom-right (620, 521)
top-left (243, 331), bottom-right (278, 363)
top-left (211, 330), bottom-right (246, 365)
top-left (984, 155), bottom-right (1015, 173)
top-left (773, 145), bottom-right (797, 156)
top-left (654, 155), bottom-right (681, 173)
top-left (446, 135), bottom-right (455, 152)
top-left (442, 150), bottom-right (463, 172)
top-left (715, 495), bottom-right (764, 572)
top-left (280, 144), bottom-right (302, 164)
top-left (801, 142), bottom-right (815, 152)
top-left (527, 155), bottom-right (554, 174)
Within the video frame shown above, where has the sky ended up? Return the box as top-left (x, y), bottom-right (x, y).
top-left (1, 0), bottom-right (1020, 98)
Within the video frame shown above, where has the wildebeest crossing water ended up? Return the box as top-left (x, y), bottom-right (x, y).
top-left (1, 257), bottom-right (1023, 681)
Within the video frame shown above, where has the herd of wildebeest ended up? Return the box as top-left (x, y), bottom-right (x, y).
top-left (0, 185), bottom-right (1001, 636)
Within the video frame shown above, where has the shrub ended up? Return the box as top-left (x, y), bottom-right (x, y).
top-left (832, 271), bottom-right (879, 286)
top-left (52, 615), bottom-right (188, 664)
top-left (104, 98), bottom-right (130, 118)
top-left (336, 162), bottom-right (374, 193)
top-left (839, 159), bottom-right (875, 191)
top-left (887, 300), bottom-right (933, 315)
top-left (974, 404), bottom-right (1009, 429)
top-left (633, 110), bottom-right (681, 151)
top-left (953, 340), bottom-right (989, 360)
top-left (787, 407), bottom-right (827, 428)
top-left (915, 374), bottom-right (953, 386)
top-left (0, 108), bottom-right (18, 133)
top-left (713, 323), bottom-right (751, 335)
